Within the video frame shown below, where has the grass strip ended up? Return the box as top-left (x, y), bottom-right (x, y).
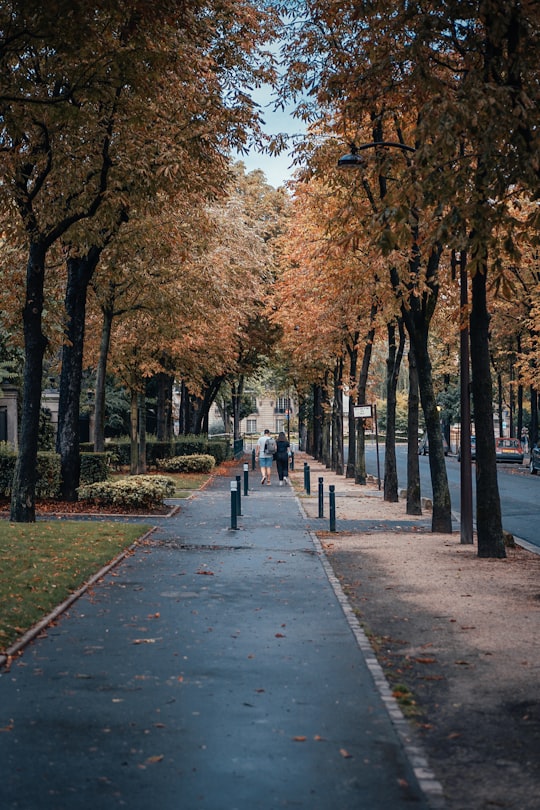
top-left (0, 521), bottom-right (149, 652)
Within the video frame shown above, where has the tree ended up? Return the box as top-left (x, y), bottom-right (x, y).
top-left (280, 1), bottom-right (540, 554)
top-left (0, 0), bottom-right (279, 517)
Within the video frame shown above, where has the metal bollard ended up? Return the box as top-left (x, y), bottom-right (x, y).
top-left (230, 480), bottom-right (238, 530)
top-left (236, 474), bottom-right (242, 516)
top-left (329, 485), bottom-right (336, 532)
top-left (290, 451), bottom-right (295, 471)
top-left (243, 463), bottom-right (249, 496)
top-left (318, 477), bottom-right (324, 518)
top-left (305, 464), bottom-right (311, 495)
top-left (252, 448), bottom-right (256, 470)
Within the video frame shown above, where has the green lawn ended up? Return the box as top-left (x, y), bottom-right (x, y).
top-left (0, 521), bottom-right (149, 653)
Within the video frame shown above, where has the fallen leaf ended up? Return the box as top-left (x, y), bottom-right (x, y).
top-left (339, 748), bottom-right (353, 759)
top-left (414, 657), bottom-right (437, 664)
top-left (275, 633), bottom-right (286, 638)
top-left (132, 638), bottom-right (160, 645)
top-left (145, 754), bottom-right (164, 764)
top-left (293, 736), bottom-right (307, 742)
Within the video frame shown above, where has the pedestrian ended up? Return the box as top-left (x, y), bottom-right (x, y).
top-left (256, 429), bottom-right (276, 485)
top-left (275, 431), bottom-right (290, 485)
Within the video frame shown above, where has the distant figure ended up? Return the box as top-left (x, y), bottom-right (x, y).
top-left (256, 429), bottom-right (275, 485)
top-left (521, 428), bottom-right (529, 454)
top-left (275, 431), bottom-right (291, 485)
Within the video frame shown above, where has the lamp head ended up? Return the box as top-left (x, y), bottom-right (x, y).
top-left (337, 143), bottom-right (365, 168)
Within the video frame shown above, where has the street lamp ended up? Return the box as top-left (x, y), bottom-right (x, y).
top-left (338, 141), bottom-right (473, 544)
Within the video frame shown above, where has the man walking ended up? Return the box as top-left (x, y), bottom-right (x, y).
top-left (256, 429), bottom-right (275, 486)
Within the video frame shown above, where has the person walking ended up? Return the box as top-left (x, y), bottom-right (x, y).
top-left (275, 431), bottom-right (290, 485)
top-left (256, 429), bottom-right (276, 486)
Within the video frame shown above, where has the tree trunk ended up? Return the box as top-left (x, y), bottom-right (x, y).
top-left (470, 263), bottom-right (506, 558)
top-left (333, 359), bottom-right (344, 475)
top-left (384, 319), bottom-right (405, 503)
top-left (156, 372), bottom-right (173, 441)
top-left (137, 391), bottom-right (146, 474)
top-left (57, 250), bottom-right (100, 500)
top-left (312, 384), bottom-right (323, 462)
top-left (346, 340), bottom-right (358, 478)
top-left (355, 322), bottom-right (376, 485)
top-left (130, 389), bottom-right (139, 475)
top-left (406, 345), bottom-right (422, 515)
top-left (530, 386), bottom-right (538, 447)
top-left (93, 305), bottom-right (114, 452)
top-left (231, 376), bottom-right (244, 441)
top-left (392, 247), bottom-right (452, 533)
top-left (10, 242), bottom-right (48, 522)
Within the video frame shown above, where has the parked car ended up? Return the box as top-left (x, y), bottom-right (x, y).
top-left (457, 435), bottom-right (476, 462)
top-left (418, 433), bottom-right (449, 456)
top-left (529, 444), bottom-right (540, 474)
top-left (494, 437), bottom-right (524, 464)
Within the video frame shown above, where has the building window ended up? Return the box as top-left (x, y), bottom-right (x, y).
top-left (276, 419), bottom-right (284, 433)
top-left (246, 419), bottom-right (257, 434)
top-left (276, 396), bottom-right (290, 414)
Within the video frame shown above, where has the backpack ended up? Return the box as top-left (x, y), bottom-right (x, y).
top-left (264, 436), bottom-right (277, 455)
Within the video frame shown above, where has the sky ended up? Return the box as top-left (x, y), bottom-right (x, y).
top-left (233, 82), bottom-right (307, 189)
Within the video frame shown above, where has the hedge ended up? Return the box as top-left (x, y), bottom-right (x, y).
top-left (80, 436), bottom-right (232, 467)
top-left (0, 449), bottom-right (62, 498)
top-left (78, 475), bottom-right (175, 510)
top-left (157, 454), bottom-right (215, 473)
top-left (80, 452), bottom-right (109, 484)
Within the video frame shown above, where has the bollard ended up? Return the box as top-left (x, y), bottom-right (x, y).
top-left (303, 462), bottom-right (308, 491)
top-left (230, 480), bottom-right (238, 530)
top-left (318, 477), bottom-right (324, 518)
top-left (252, 448), bottom-right (256, 470)
top-left (329, 485), bottom-right (336, 532)
top-left (236, 474), bottom-right (242, 516)
top-left (243, 463), bottom-right (249, 496)
top-left (290, 451), bottom-right (295, 471)
top-left (305, 464), bottom-right (311, 495)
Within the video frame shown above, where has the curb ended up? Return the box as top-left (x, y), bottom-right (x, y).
top-left (0, 526), bottom-right (156, 671)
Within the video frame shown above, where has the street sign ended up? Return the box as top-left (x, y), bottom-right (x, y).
top-left (354, 405), bottom-right (372, 418)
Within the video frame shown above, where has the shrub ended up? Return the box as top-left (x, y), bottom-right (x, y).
top-left (157, 453), bottom-right (215, 473)
top-left (0, 449), bottom-right (61, 498)
top-left (78, 474), bottom-right (175, 510)
top-left (0, 445), bottom-right (16, 496)
top-left (80, 453), bottom-right (109, 484)
top-left (35, 452), bottom-right (61, 499)
top-left (207, 439), bottom-right (230, 464)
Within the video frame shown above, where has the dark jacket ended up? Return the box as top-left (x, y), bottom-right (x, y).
top-left (275, 439), bottom-right (290, 459)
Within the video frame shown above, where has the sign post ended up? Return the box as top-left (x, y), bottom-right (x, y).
top-left (354, 404), bottom-right (381, 490)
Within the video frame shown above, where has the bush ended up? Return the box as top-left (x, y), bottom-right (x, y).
top-left (0, 445), bottom-right (16, 496)
top-left (0, 449), bottom-right (61, 498)
top-left (78, 474), bottom-right (175, 509)
top-left (157, 453), bottom-right (215, 473)
top-left (35, 452), bottom-right (62, 499)
top-left (80, 452), bottom-right (109, 484)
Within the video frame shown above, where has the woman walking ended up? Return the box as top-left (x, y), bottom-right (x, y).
top-left (275, 431), bottom-right (290, 485)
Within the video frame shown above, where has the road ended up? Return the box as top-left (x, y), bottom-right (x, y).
top-left (364, 443), bottom-right (540, 552)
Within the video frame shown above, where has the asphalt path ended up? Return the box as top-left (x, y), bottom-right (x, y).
top-left (364, 443), bottom-right (540, 552)
top-left (0, 467), bottom-right (442, 810)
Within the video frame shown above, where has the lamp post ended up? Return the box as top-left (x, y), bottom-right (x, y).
top-left (338, 141), bottom-right (473, 544)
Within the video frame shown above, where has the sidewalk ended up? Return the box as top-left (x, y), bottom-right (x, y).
top-left (0, 459), bottom-right (443, 810)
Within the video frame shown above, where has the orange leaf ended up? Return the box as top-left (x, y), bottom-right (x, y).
top-left (339, 748), bottom-right (352, 758)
